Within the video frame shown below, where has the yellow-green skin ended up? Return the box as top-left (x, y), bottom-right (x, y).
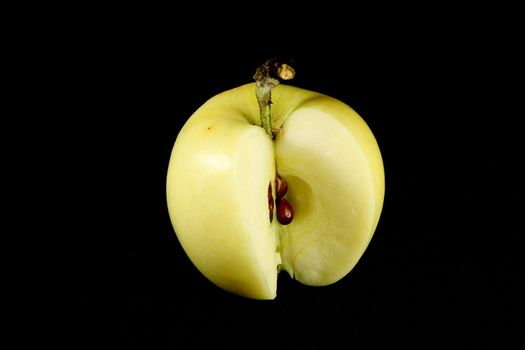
top-left (166, 83), bottom-right (384, 299)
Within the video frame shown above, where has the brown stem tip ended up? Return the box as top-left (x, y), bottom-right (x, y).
top-left (253, 58), bottom-right (295, 83)
top-left (253, 58), bottom-right (296, 138)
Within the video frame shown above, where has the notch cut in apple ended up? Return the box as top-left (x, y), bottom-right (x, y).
top-left (166, 83), bottom-right (384, 299)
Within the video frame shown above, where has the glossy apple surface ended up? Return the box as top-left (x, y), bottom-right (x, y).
top-left (166, 83), bottom-right (384, 299)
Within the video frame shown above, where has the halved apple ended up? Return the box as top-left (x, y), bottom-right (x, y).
top-left (166, 83), bottom-right (384, 299)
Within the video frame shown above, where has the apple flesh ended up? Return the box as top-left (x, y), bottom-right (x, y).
top-left (166, 83), bottom-right (384, 299)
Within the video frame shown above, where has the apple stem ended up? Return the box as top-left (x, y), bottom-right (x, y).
top-left (253, 58), bottom-right (295, 138)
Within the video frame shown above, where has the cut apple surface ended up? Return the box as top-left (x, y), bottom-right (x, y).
top-left (166, 83), bottom-right (384, 299)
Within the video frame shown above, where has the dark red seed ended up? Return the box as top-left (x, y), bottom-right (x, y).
top-left (268, 182), bottom-right (274, 222)
top-left (277, 197), bottom-right (294, 225)
top-left (275, 176), bottom-right (288, 199)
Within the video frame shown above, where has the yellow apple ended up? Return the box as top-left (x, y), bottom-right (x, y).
top-left (166, 82), bottom-right (384, 299)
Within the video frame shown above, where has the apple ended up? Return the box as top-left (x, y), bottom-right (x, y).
top-left (166, 63), bottom-right (384, 299)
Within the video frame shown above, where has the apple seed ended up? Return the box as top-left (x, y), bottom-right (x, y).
top-left (268, 182), bottom-right (274, 222)
top-left (275, 175), bottom-right (288, 200)
top-left (277, 197), bottom-right (294, 225)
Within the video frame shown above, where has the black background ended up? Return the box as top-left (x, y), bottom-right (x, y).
top-left (46, 9), bottom-right (525, 348)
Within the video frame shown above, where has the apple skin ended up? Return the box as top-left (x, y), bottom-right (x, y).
top-left (166, 83), bottom-right (384, 299)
